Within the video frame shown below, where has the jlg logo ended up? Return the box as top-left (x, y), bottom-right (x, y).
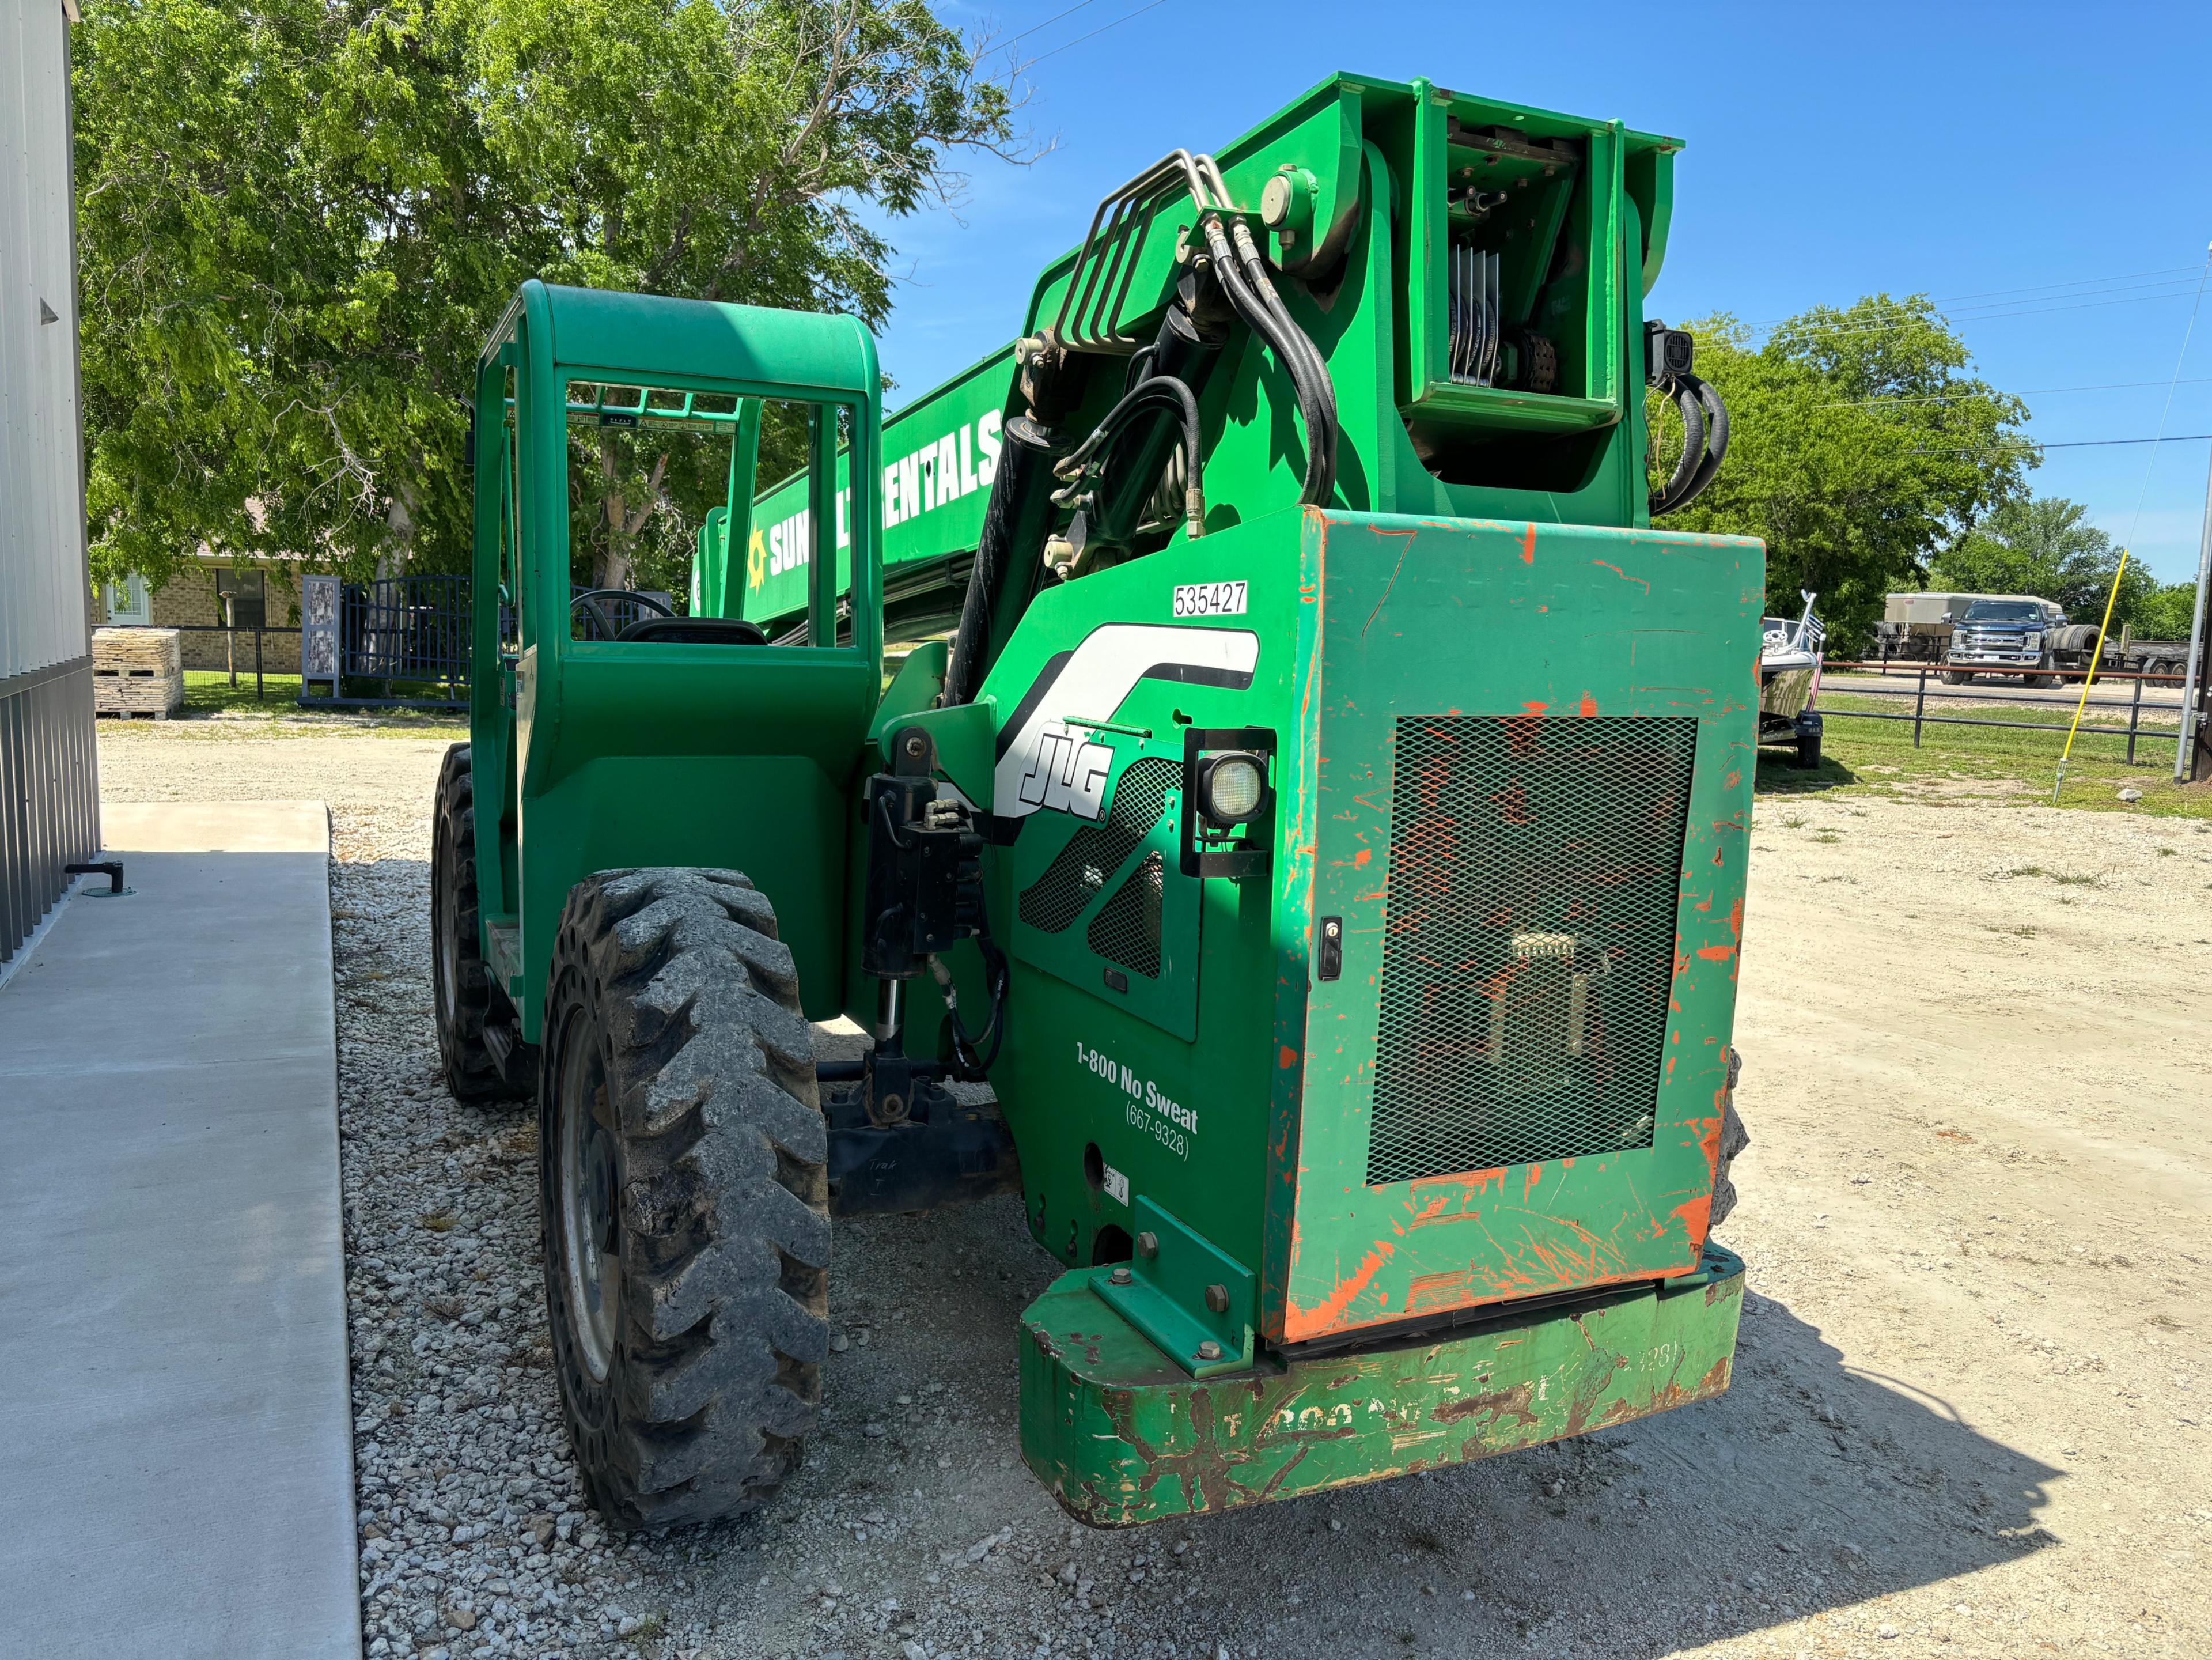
top-left (1014, 728), bottom-right (1113, 820)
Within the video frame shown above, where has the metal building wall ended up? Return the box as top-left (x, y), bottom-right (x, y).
top-left (1, 0), bottom-right (100, 963)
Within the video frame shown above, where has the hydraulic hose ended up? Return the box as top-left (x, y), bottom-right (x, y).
top-left (1200, 215), bottom-right (1337, 506)
top-left (1679, 373), bottom-right (1730, 508)
top-left (1650, 371), bottom-right (1729, 516)
top-left (1649, 376), bottom-right (1706, 516)
top-left (1227, 220), bottom-right (1339, 490)
top-left (1054, 375), bottom-right (1207, 539)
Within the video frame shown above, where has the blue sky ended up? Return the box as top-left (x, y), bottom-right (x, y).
top-left (867, 0), bottom-right (2212, 584)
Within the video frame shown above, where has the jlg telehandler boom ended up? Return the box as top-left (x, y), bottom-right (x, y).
top-left (435, 71), bottom-right (1753, 1533)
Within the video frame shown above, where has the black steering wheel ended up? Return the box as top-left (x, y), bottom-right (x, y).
top-left (570, 588), bottom-right (674, 641)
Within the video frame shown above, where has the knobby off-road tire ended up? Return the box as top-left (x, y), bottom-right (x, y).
top-left (539, 867), bottom-right (830, 1530)
top-left (1710, 1047), bottom-right (1752, 1231)
top-left (432, 744), bottom-right (525, 1101)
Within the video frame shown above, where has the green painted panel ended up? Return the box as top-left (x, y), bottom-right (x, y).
top-left (1020, 1243), bottom-right (1744, 1526)
top-left (1277, 510), bottom-right (1763, 1344)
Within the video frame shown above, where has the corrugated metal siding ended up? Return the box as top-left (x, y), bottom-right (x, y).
top-left (2, 0), bottom-right (100, 963)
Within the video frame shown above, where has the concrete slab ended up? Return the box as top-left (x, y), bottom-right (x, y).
top-left (0, 801), bottom-right (359, 1658)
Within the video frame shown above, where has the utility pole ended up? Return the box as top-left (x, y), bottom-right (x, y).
top-left (2176, 436), bottom-right (2212, 783)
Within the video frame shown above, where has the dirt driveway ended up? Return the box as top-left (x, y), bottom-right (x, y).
top-left (97, 721), bottom-right (2212, 1659)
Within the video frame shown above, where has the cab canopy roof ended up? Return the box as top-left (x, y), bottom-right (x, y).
top-left (489, 280), bottom-right (878, 402)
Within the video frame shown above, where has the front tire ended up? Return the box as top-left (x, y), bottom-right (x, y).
top-left (1793, 731), bottom-right (1822, 770)
top-left (540, 867), bottom-right (830, 1530)
top-left (432, 744), bottom-right (524, 1101)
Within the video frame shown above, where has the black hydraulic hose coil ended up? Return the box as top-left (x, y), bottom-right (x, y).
top-left (1055, 375), bottom-right (1208, 539)
top-left (1681, 373), bottom-right (1730, 506)
top-left (1650, 372), bottom-right (1729, 516)
top-left (1649, 376), bottom-right (1706, 516)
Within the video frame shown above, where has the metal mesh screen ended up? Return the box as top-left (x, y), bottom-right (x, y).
top-left (1086, 852), bottom-right (1165, 977)
top-left (1365, 715), bottom-right (1696, 1185)
top-left (1018, 757), bottom-right (1180, 933)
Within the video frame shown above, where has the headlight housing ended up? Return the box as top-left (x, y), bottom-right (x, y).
top-left (1181, 728), bottom-right (1276, 879)
top-left (1199, 752), bottom-right (1267, 825)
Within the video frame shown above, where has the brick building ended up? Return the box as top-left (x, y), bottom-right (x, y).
top-left (102, 554), bottom-right (306, 674)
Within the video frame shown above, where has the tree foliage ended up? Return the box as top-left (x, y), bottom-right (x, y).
top-left (71, 0), bottom-right (1015, 591)
top-left (1649, 297), bottom-right (2029, 646)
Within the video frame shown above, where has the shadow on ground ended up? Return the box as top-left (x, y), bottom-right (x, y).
top-left (1756, 750), bottom-right (1861, 795)
top-left (689, 1193), bottom-right (2063, 1660)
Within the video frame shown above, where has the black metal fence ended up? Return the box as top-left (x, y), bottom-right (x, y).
top-left (305, 574), bottom-right (471, 708)
top-left (108, 577), bottom-right (692, 714)
top-left (1, 659), bottom-right (101, 965)
top-left (1816, 661), bottom-right (2186, 766)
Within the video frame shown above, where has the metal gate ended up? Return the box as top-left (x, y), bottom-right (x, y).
top-left (301, 574), bottom-right (470, 708)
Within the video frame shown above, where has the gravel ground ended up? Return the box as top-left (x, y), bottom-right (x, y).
top-left (97, 714), bottom-right (2212, 1660)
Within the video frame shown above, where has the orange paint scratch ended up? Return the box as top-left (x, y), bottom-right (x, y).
top-left (1578, 693), bottom-right (1598, 717)
top-left (1695, 944), bottom-right (1735, 962)
top-left (1286, 1242), bottom-right (1396, 1338)
top-left (1519, 523), bottom-right (1537, 565)
top-left (1521, 700), bottom-right (1550, 716)
top-left (1278, 1045), bottom-right (1299, 1071)
top-left (1353, 848), bottom-right (1372, 869)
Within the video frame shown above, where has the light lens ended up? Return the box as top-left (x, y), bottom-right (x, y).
top-left (1205, 755), bottom-right (1266, 822)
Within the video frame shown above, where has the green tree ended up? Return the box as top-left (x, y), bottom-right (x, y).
top-left (72, 0), bottom-right (1014, 595)
top-left (2128, 580), bottom-right (2202, 641)
top-left (1650, 297), bottom-right (2029, 646)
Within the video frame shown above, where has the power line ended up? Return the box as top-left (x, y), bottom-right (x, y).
top-left (2120, 246), bottom-right (2212, 551)
top-left (1738, 264), bottom-right (2207, 331)
top-left (1023, 0), bottom-right (1171, 64)
top-left (1830, 377), bottom-right (2212, 409)
top-left (1751, 284), bottom-right (2203, 345)
top-left (1907, 434), bottom-right (2212, 455)
top-left (1914, 264), bottom-right (2206, 307)
top-left (995, 0), bottom-right (1106, 48)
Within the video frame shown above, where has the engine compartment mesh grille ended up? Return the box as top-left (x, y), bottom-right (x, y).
top-left (1365, 714), bottom-right (1695, 1185)
top-left (1086, 852), bottom-right (1165, 977)
top-left (1018, 757), bottom-right (1181, 934)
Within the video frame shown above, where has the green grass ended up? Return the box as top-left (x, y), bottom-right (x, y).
top-left (1758, 691), bottom-right (2212, 819)
top-left (181, 669), bottom-right (304, 713)
top-left (115, 671), bottom-right (469, 738)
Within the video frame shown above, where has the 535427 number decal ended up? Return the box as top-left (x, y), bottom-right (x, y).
top-left (1172, 581), bottom-right (1247, 618)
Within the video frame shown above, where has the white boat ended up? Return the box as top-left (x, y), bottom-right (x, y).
top-left (1759, 593), bottom-right (1824, 767)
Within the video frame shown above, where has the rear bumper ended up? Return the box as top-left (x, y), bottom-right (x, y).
top-left (1018, 1242), bottom-right (1744, 1526)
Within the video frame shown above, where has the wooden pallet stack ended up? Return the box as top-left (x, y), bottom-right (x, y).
top-left (93, 627), bottom-right (184, 719)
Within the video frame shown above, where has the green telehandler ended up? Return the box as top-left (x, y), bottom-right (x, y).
top-left (433, 70), bottom-right (1755, 1533)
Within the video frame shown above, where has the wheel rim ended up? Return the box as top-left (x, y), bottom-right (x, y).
top-left (556, 1018), bottom-right (622, 1382)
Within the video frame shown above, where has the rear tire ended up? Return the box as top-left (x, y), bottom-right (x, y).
top-left (1793, 731), bottom-right (1821, 770)
top-left (540, 867), bottom-right (830, 1530)
top-left (432, 744), bottom-right (525, 1101)
top-left (1941, 668), bottom-right (1969, 686)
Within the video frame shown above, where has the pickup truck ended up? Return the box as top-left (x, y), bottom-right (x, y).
top-left (1941, 596), bottom-right (2080, 686)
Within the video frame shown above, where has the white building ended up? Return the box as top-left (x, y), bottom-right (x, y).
top-left (1, 0), bottom-right (100, 962)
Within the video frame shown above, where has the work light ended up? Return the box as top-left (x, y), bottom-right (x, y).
top-left (1200, 752), bottom-right (1267, 825)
